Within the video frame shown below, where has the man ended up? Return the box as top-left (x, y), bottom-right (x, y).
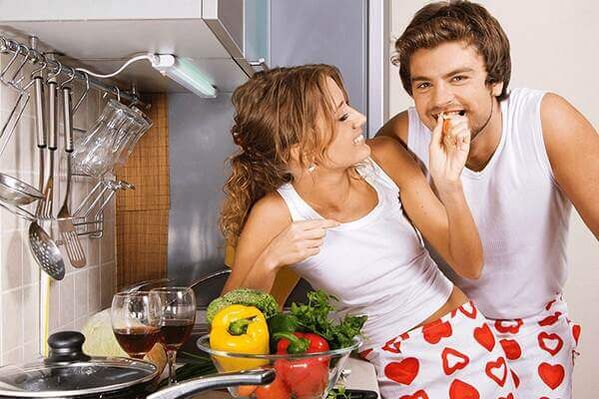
top-left (378, 1), bottom-right (598, 397)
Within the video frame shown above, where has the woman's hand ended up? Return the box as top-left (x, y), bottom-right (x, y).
top-left (428, 113), bottom-right (470, 191)
top-left (261, 219), bottom-right (339, 270)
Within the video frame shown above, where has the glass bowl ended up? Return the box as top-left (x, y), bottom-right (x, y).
top-left (197, 334), bottom-right (361, 399)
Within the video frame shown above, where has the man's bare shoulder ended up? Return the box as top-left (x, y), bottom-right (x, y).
top-left (376, 110), bottom-right (409, 144)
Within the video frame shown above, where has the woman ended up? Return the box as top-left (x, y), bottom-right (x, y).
top-left (221, 64), bottom-right (515, 398)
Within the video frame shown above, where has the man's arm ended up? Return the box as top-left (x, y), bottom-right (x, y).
top-left (542, 93), bottom-right (599, 237)
top-left (376, 110), bottom-right (409, 145)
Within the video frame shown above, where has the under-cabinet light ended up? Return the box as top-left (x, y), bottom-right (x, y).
top-left (151, 54), bottom-right (217, 98)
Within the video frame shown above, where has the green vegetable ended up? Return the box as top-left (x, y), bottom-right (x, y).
top-left (207, 288), bottom-right (279, 323)
top-left (268, 313), bottom-right (299, 351)
top-left (289, 290), bottom-right (367, 350)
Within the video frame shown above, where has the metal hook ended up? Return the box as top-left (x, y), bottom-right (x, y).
top-left (59, 66), bottom-right (75, 89)
top-left (114, 86), bottom-right (121, 102)
top-left (29, 49), bottom-right (47, 77)
top-left (47, 58), bottom-right (62, 81)
top-left (9, 44), bottom-right (31, 87)
top-left (73, 72), bottom-right (91, 113)
top-left (0, 43), bottom-right (21, 81)
top-left (0, 37), bottom-right (8, 53)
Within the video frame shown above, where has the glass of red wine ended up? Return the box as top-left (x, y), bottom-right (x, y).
top-left (111, 291), bottom-right (161, 359)
top-left (150, 287), bottom-right (196, 385)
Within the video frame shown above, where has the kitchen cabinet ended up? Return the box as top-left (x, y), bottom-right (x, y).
top-left (0, 0), bottom-right (270, 94)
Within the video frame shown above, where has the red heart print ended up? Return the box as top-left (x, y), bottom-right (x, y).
top-left (473, 323), bottom-right (495, 352)
top-left (538, 362), bottom-right (565, 390)
top-left (572, 324), bottom-right (581, 345)
top-left (494, 319), bottom-right (523, 334)
top-left (499, 394), bottom-right (514, 399)
top-left (382, 336), bottom-right (401, 354)
top-left (545, 299), bottom-right (556, 311)
top-left (442, 347), bottom-right (470, 375)
top-left (511, 370), bottom-right (520, 388)
top-left (485, 357), bottom-right (508, 387)
top-left (399, 390), bottom-right (429, 399)
top-left (538, 312), bottom-right (562, 327)
top-left (538, 332), bottom-right (564, 356)
top-left (458, 302), bottom-right (478, 319)
top-left (385, 358), bottom-right (419, 385)
top-left (423, 319), bottom-right (453, 344)
top-left (449, 379), bottom-right (480, 399)
top-left (499, 339), bottom-right (522, 360)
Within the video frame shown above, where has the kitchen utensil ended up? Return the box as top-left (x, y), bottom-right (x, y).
top-left (150, 287), bottom-right (196, 385)
top-left (197, 334), bottom-right (362, 399)
top-left (38, 64), bottom-right (61, 219)
top-left (57, 79), bottom-right (86, 268)
top-left (33, 74), bottom-right (46, 191)
top-left (0, 331), bottom-right (276, 398)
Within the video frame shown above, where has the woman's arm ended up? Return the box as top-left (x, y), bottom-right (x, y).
top-left (369, 118), bottom-right (483, 279)
top-left (223, 193), bottom-right (338, 294)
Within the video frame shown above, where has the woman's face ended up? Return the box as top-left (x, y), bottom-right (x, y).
top-left (318, 77), bottom-right (369, 170)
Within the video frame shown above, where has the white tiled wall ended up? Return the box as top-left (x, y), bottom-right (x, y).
top-left (0, 49), bottom-right (117, 365)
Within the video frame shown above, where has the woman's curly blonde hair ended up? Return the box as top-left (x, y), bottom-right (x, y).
top-left (220, 64), bottom-right (348, 244)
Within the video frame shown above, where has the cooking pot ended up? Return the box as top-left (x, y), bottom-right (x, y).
top-left (0, 331), bottom-right (274, 399)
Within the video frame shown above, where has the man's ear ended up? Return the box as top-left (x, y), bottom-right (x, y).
top-left (491, 82), bottom-right (504, 97)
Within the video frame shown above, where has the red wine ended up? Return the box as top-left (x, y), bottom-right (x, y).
top-left (114, 326), bottom-right (160, 358)
top-left (159, 319), bottom-right (194, 350)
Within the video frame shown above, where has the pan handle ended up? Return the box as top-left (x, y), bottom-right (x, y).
top-left (146, 369), bottom-right (275, 399)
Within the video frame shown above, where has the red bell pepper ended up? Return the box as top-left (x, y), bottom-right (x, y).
top-left (254, 362), bottom-right (292, 399)
top-left (273, 332), bottom-right (331, 399)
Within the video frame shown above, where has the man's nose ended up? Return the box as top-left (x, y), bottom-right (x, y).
top-left (432, 83), bottom-right (454, 109)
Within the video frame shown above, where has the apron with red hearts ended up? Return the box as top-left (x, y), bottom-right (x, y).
top-left (488, 294), bottom-right (581, 398)
top-left (360, 301), bottom-right (516, 399)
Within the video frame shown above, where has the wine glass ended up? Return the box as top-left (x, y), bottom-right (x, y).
top-left (150, 287), bottom-right (196, 385)
top-left (111, 291), bottom-right (161, 359)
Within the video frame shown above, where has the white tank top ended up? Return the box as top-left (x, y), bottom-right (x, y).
top-left (276, 160), bottom-right (454, 348)
top-left (407, 88), bottom-right (572, 319)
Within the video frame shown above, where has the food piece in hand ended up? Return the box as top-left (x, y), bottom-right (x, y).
top-left (207, 288), bottom-right (279, 323)
top-left (273, 332), bottom-right (330, 398)
top-left (209, 304), bottom-right (270, 371)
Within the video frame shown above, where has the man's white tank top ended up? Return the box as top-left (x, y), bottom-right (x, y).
top-left (276, 160), bottom-right (453, 348)
top-left (407, 88), bottom-right (572, 319)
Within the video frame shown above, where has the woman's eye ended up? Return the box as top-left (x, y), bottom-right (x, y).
top-left (339, 113), bottom-right (350, 122)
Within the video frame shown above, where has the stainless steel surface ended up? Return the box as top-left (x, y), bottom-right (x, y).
top-left (33, 76), bottom-right (46, 191)
top-left (146, 369), bottom-right (275, 399)
top-left (39, 78), bottom-right (58, 219)
top-left (26, 213), bottom-right (66, 281)
top-left (167, 93), bottom-right (236, 293)
top-left (57, 85), bottom-right (86, 268)
top-left (0, 174), bottom-right (44, 205)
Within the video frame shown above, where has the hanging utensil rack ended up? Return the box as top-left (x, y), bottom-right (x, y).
top-left (0, 36), bottom-right (144, 106)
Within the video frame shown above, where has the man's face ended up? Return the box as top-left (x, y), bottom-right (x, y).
top-left (409, 41), bottom-right (502, 136)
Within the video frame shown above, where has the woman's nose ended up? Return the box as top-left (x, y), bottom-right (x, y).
top-left (353, 112), bottom-right (367, 129)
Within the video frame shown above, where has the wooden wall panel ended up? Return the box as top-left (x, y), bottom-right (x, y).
top-left (115, 94), bottom-right (170, 289)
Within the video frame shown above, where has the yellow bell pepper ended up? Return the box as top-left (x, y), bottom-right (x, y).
top-left (209, 304), bottom-right (269, 371)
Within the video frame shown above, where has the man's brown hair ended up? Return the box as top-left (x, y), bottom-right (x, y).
top-left (393, 0), bottom-right (511, 100)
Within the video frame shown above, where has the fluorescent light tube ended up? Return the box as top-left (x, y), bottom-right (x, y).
top-left (151, 54), bottom-right (217, 98)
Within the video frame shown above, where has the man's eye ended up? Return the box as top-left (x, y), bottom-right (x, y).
top-left (417, 82), bottom-right (430, 89)
top-left (452, 75), bottom-right (467, 82)
top-left (339, 113), bottom-right (349, 122)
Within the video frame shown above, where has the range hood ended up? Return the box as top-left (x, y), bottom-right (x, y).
top-left (0, 0), bottom-right (268, 94)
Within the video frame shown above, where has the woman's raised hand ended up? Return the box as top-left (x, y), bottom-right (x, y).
top-left (263, 219), bottom-right (339, 269)
top-left (428, 113), bottom-right (471, 190)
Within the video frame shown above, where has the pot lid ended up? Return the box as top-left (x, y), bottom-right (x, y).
top-left (0, 331), bottom-right (158, 397)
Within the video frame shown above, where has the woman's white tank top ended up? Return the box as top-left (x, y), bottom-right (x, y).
top-left (276, 160), bottom-right (453, 347)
